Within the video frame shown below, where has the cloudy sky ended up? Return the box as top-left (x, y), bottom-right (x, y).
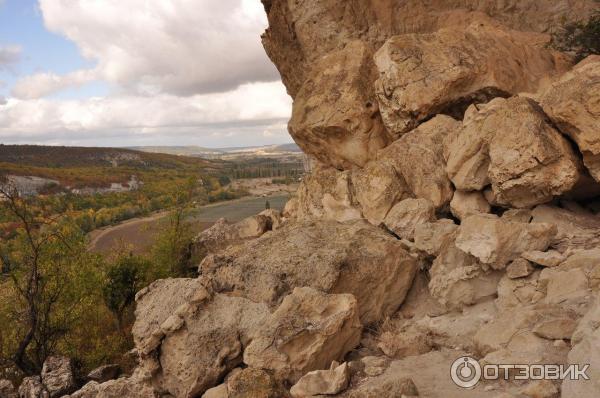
top-left (0, 0), bottom-right (293, 147)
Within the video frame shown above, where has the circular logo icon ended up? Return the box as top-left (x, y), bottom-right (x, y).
top-left (451, 356), bottom-right (482, 388)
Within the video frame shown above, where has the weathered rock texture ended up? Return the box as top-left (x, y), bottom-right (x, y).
top-left (244, 287), bottom-right (361, 383)
top-left (542, 55), bottom-right (600, 182)
top-left (200, 220), bottom-right (417, 324)
top-left (445, 97), bottom-right (581, 208)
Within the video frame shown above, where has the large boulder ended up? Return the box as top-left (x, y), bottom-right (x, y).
top-left (193, 215), bottom-right (272, 256)
top-left (377, 115), bottom-right (459, 208)
top-left (445, 97), bottom-right (581, 208)
top-left (244, 287), bottom-right (361, 383)
top-left (41, 356), bottom-right (76, 398)
top-left (455, 214), bottom-right (557, 270)
top-left (288, 40), bottom-right (390, 169)
top-left (374, 23), bottom-right (566, 136)
top-left (132, 279), bottom-right (270, 397)
top-left (542, 55), bottom-right (600, 182)
top-left (200, 220), bottom-right (418, 324)
top-left (295, 167), bottom-right (361, 222)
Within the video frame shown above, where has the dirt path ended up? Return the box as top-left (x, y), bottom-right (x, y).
top-left (88, 194), bottom-right (290, 255)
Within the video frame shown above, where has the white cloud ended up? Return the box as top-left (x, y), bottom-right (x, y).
top-left (37, 0), bottom-right (278, 97)
top-left (0, 45), bottom-right (21, 70)
top-left (11, 69), bottom-right (99, 99)
top-left (0, 81), bottom-right (292, 146)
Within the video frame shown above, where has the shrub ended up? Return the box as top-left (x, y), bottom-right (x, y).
top-left (551, 12), bottom-right (600, 61)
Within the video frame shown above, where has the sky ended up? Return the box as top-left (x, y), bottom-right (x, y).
top-left (0, 0), bottom-right (293, 148)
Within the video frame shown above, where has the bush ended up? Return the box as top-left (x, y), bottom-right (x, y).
top-left (551, 12), bottom-right (600, 61)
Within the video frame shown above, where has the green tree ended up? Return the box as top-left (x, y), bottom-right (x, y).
top-left (0, 184), bottom-right (96, 375)
top-left (102, 255), bottom-right (149, 331)
top-left (150, 178), bottom-right (198, 278)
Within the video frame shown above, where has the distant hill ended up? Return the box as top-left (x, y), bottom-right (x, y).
top-left (0, 144), bottom-right (225, 190)
top-left (0, 144), bottom-right (221, 170)
top-left (130, 143), bottom-right (302, 158)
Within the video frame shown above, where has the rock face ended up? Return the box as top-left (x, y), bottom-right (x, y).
top-left (200, 220), bottom-right (417, 324)
top-left (542, 56), bottom-right (600, 182)
top-left (244, 288), bottom-right (361, 383)
top-left (377, 115), bottom-right (458, 208)
top-left (289, 40), bottom-right (390, 169)
top-left (445, 97), bottom-right (581, 208)
top-left (374, 23), bottom-right (565, 136)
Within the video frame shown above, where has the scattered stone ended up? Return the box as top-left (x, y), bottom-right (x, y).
top-left (506, 258), bottom-right (535, 279)
top-left (201, 384), bottom-right (228, 398)
top-left (290, 362), bottom-right (350, 397)
top-left (521, 250), bottom-right (565, 268)
top-left (87, 364), bottom-right (121, 384)
top-left (41, 356), bottom-right (76, 398)
top-left (193, 215), bottom-right (272, 256)
top-left (132, 279), bottom-right (270, 397)
top-left (64, 377), bottom-right (156, 398)
top-left (531, 205), bottom-right (600, 253)
top-left (429, 233), bottom-right (502, 309)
